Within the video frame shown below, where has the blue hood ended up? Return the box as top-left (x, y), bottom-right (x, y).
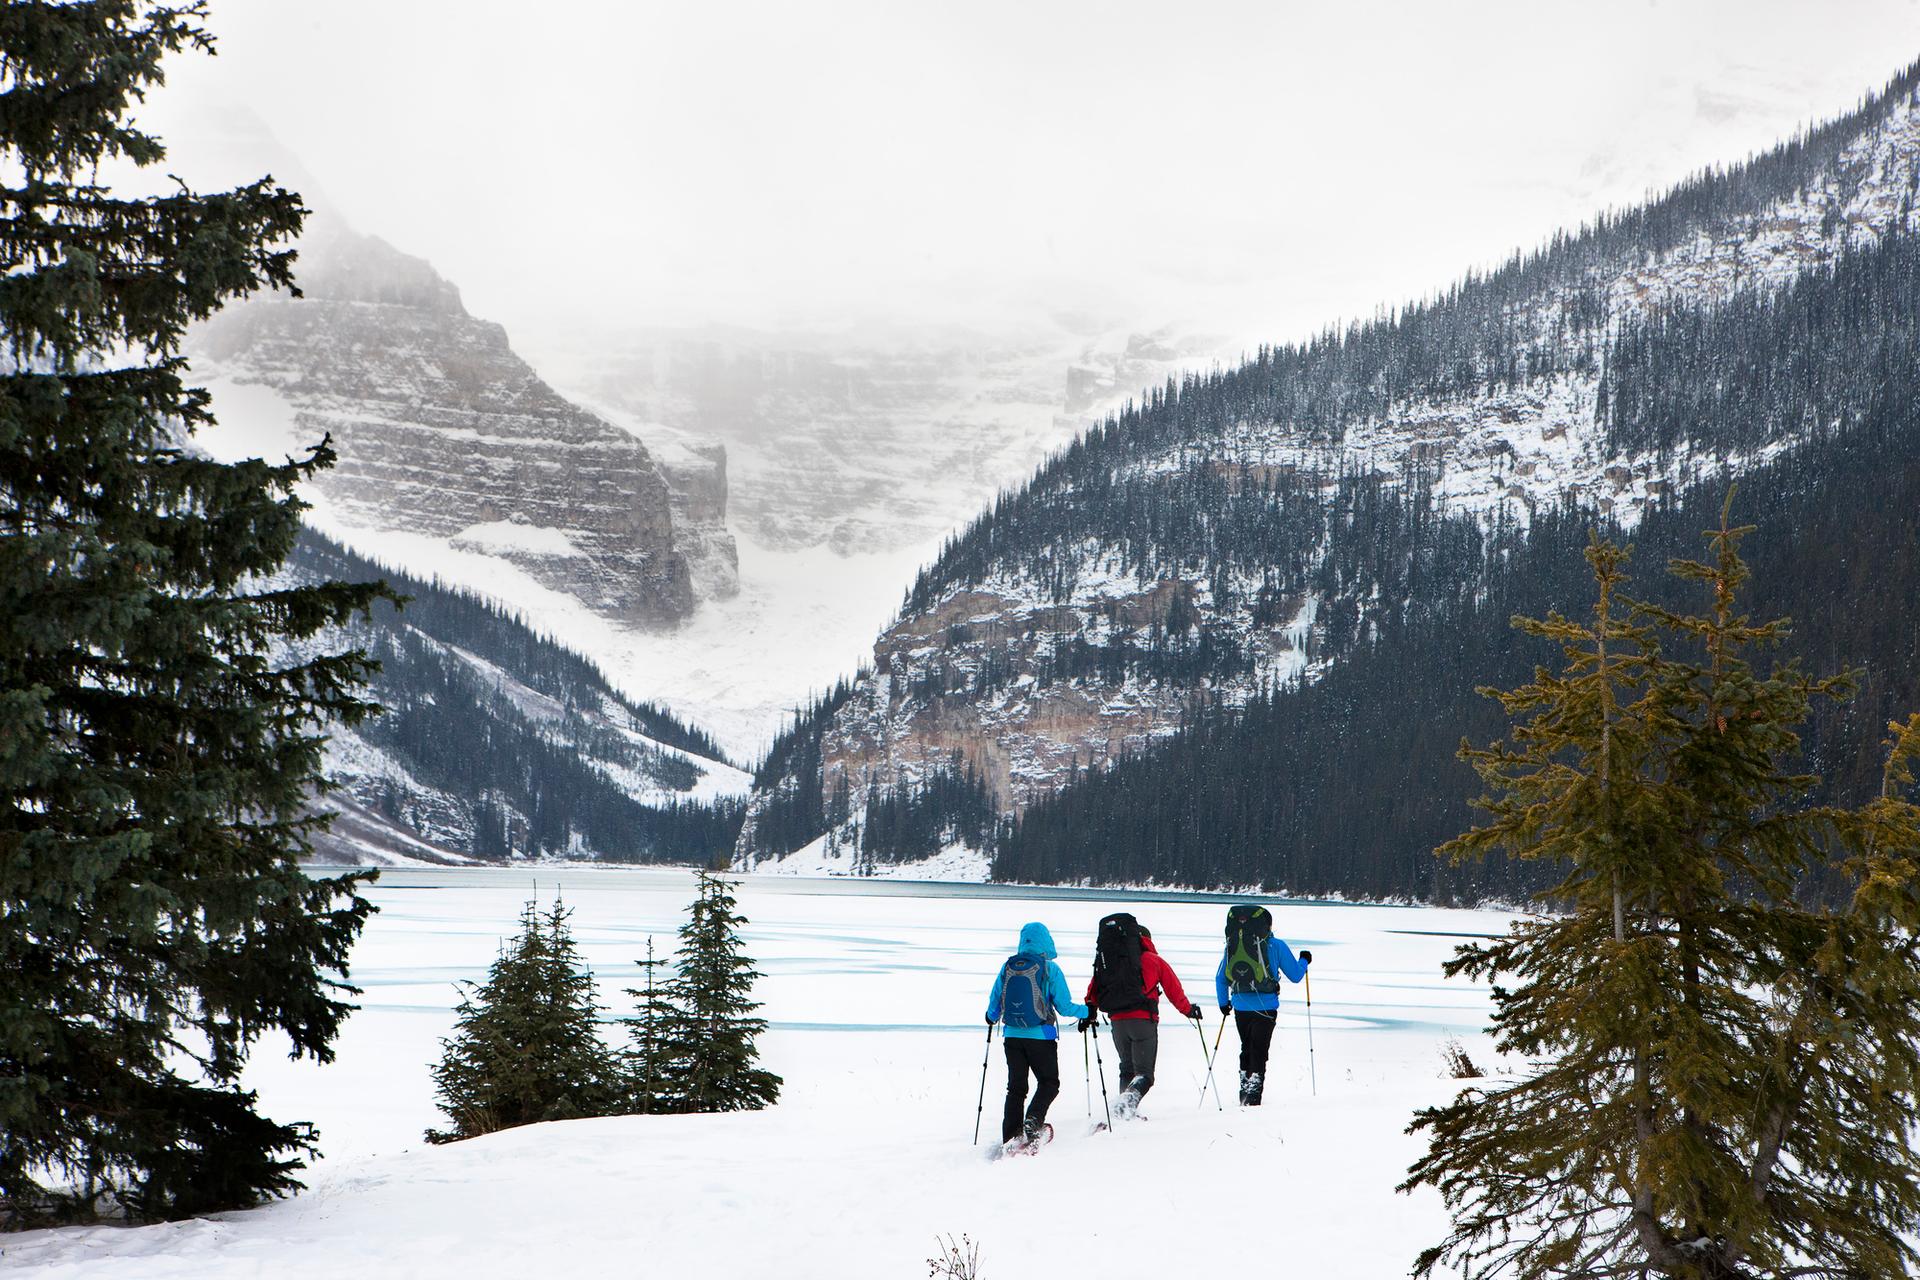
top-left (1017, 922), bottom-right (1057, 959)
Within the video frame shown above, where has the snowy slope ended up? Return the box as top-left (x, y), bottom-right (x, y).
top-left (0, 1084), bottom-right (1466, 1279)
top-left (285, 534), bottom-right (751, 866)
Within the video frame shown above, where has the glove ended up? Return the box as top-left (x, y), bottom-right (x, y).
top-left (1186, 1005), bottom-right (1203, 1021)
top-left (1219, 1004), bottom-right (1231, 1016)
top-left (1300, 949), bottom-right (1314, 965)
top-left (1077, 1017), bottom-right (1094, 1032)
top-left (985, 1014), bottom-right (996, 1026)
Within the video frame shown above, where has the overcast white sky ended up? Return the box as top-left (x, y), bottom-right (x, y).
top-left (153, 0), bottom-right (1920, 352)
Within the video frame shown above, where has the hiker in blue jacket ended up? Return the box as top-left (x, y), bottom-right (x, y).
top-left (985, 922), bottom-right (1089, 1149)
top-left (1213, 905), bottom-right (1311, 1106)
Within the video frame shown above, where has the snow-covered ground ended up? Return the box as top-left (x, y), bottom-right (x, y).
top-left (4, 868), bottom-right (1512, 1278)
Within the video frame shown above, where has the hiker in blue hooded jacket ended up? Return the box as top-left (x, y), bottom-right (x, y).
top-left (1213, 904), bottom-right (1311, 1106)
top-left (984, 922), bottom-right (1089, 1149)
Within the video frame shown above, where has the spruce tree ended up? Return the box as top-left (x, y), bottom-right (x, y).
top-left (1403, 510), bottom-right (1920, 1279)
top-left (622, 935), bottom-right (691, 1113)
top-left (663, 873), bottom-right (781, 1113)
top-left (427, 898), bottom-right (622, 1143)
top-left (0, 2), bottom-right (390, 1224)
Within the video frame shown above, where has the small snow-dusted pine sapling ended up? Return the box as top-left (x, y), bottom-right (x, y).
top-left (0, 1), bottom-right (393, 1227)
top-left (427, 899), bottom-right (623, 1142)
top-left (1403, 508), bottom-right (1920, 1280)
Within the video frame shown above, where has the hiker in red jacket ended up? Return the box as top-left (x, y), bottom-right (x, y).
top-left (1083, 917), bottom-right (1201, 1119)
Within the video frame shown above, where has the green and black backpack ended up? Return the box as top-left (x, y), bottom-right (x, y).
top-left (1224, 905), bottom-right (1280, 996)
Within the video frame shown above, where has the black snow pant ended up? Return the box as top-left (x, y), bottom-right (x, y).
top-left (1002, 1037), bottom-right (1061, 1142)
top-left (1235, 1009), bottom-right (1278, 1104)
top-left (1109, 1019), bottom-right (1160, 1102)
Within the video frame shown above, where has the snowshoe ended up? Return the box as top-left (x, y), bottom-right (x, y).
top-left (996, 1122), bottom-right (1053, 1157)
top-left (1089, 1114), bottom-right (1148, 1134)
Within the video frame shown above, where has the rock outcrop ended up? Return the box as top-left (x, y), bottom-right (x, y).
top-left (194, 227), bottom-right (697, 626)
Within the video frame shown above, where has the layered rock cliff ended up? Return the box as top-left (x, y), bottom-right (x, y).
top-left (193, 227), bottom-right (713, 625)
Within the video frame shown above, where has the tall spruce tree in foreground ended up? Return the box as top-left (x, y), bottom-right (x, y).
top-left (427, 899), bottom-right (622, 1143)
top-left (0, 2), bottom-right (390, 1224)
top-left (1403, 509), bottom-right (1920, 1279)
top-left (663, 873), bottom-right (780, 1113)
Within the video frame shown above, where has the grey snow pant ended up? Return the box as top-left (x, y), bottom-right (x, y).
top-left (1109, 1019), bottom-right (1159, 1100)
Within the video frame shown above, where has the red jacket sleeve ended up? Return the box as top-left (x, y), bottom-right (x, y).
top-left (1145, 952), bottom-right (1196, 1016)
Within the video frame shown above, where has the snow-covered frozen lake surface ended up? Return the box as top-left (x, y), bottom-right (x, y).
top-left (7, 867), bottom-right (1516, 1278)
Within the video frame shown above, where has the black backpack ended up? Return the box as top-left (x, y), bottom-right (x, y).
top-left (1091, 912), bottom-right (1150, 1015)
top-left (1224, 905), bottom-right (1280, 995)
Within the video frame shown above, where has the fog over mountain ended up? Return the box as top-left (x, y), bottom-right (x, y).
top-left (158, 1), bottom-right (1920, 346)
top-left (142, 1), bottom-right (1920, 759)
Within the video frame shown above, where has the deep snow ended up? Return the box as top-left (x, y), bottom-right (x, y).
top-left (3, 868), bottom-right (1512, 1278)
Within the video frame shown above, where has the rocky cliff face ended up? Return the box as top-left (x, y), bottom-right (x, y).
top-left (192, 227), bottom-right (707, 626)
top-left (737, 66), bottom-right (1920, 869)
top-left (625, 421), bottom-right (738, 601)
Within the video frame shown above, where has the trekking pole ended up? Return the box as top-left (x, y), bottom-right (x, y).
top-left (1191, 1011), bottom-right (1224, 1111)
top-left (1090, 1018), bottom-right (1113, 1129)
top-left (1083, 1023), bottom-right (1092, 1117)
top-left (1304, 971), bottom-right (1318, 1097)
top-left (972, 1023), bottom-right (995, 1145)
top-left (1198, 1010), bottom-right (1228, 1109)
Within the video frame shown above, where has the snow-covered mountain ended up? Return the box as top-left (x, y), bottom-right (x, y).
top-left (288, 532), bottom-right (749, 867)
top-left (737, 60), bottom-right (1920, 879)
top-left (498, 321), bottom-right (1230, 757)
top-left (191, 225), bottom-right (734, 626)
top-left (191, 193), bottom-right (1222, 760)
top-left (533, 322), bottom-right (1226, 560)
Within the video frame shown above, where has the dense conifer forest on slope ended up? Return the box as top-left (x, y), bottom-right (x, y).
top-left (738, 66), bottom-right (1920, 885)
top-left (995, 424), bottom-right (1920, 901)
top-left (290, 532), bottom-right (744, 863)
top-left (994, 231), bottom-right (1920, 899)
top-left (751, 204), bottom-right (1920, 895)
top-left (294, 532), bottom-right (730, 764)
top-left (900, 63), bottom-right (1920, 619)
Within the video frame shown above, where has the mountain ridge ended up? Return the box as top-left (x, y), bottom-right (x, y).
top-left (735, 56), bottom-right (1920, 885)
top-left (288, 529), bottom-right (748, 867)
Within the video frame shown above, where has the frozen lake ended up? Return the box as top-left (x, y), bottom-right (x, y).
top-left (247, 865), bottom-right (1512, 1164)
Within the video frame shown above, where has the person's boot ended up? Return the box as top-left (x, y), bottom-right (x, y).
top-left (1022, 1115), bottom-right (1045, 1146)
top-left (1239, 1070), bottom-right (1263, 1106)
top-left (1115, 1086), bottom-right (1141, 1119)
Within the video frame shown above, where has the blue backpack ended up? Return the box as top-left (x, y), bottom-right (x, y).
top-left (999, 953), bottom-right (1054, 1029)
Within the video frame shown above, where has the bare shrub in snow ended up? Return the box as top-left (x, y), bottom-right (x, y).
top-left (927, 1234), bottom-right (981, 1280)
top-left (1440, 1038), bottom-right (1483, 1079)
